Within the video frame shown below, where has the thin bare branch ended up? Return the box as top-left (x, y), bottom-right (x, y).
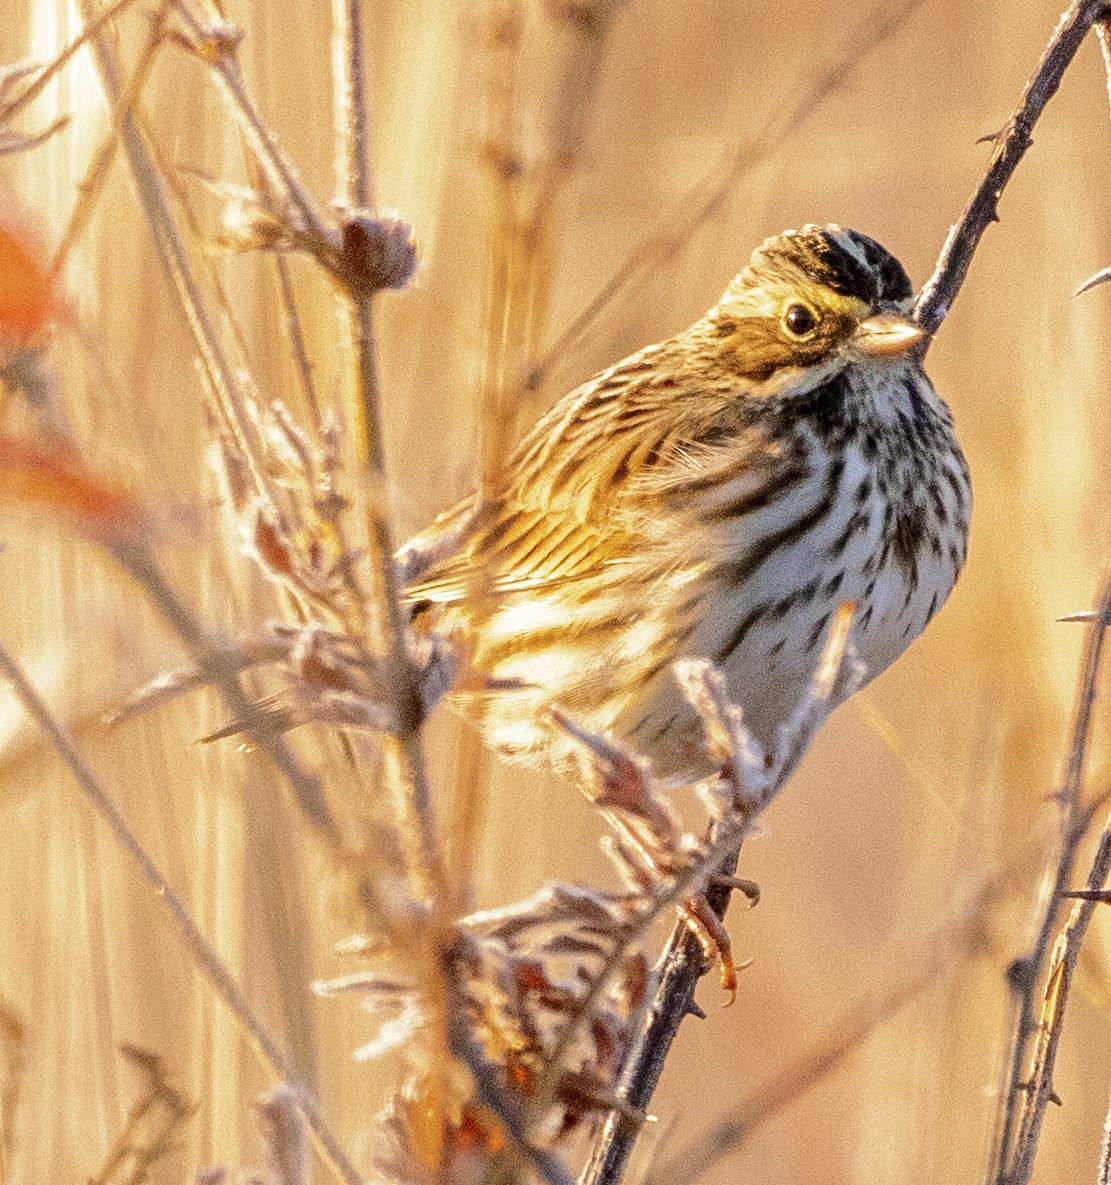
top-left (1007, 822), bottom-right (1111, 1183)
top-left (1058, 582), bottom-right (1111, 817)
top-left (273, 252), bottom-right (323, 430)
top-left (915, 0), bottom-right (1111, 340)
top-left (989, 574), bottom-right (1111, 1184)
top-left (0, 115), bottom-right (69, 156)
top-left (51, 2), bottom-right (170, 282)
top-left (88, 1045), bottom-right (194, 1185)
top-left (0, 0), bottom-right (144, 124)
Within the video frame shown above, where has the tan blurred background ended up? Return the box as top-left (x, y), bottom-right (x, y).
top-left (1, 0), bottom-right (1111, 1182)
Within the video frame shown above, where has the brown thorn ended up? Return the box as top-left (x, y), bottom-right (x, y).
top-left (1061, 889), bottom-right (1111, 904)
top-left (711, 875), bottom-right (761, 906)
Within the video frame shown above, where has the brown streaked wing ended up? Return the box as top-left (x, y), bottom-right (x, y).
top-left (403, 351), bottom-right (676, 604)
top-left (402, 501), bottom-right (636, 604)
top-left (402, 334), bottom-right (756, 606)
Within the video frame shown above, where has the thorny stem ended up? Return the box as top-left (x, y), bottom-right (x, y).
top-left (1092, 39), bottom-right (1111, 1185)
top-left (914, 0), bottom-right (1111, 341)
top-left (579, 844), bottom-right (741, 1185)
top-left (496, 801), bottom-right (768, 1185)
top-left (989, 576), bottom-right (1111, 1185)
top-left (0, 645), bottom-right (363, 1185)
top-left (1007, 825), bottom-right (1111, 1184)
top-left (640, 789), bottom-right (1098, 1185)
top-left (581, 610), bottom-right (857, 1185)
top-left (528, 806), bottom-right (770, 1131)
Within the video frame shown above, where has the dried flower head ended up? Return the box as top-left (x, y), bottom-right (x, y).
top-left (339, 212), bottom-right (419, 295)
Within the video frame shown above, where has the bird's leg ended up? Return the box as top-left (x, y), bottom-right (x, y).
top-left (550, 708), bottom-right (761, 1000)
top-left (678, 893), bottom-right (753, 1005)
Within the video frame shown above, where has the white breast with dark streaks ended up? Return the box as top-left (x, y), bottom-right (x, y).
top-left (614, 362), bottom-right (970, 778)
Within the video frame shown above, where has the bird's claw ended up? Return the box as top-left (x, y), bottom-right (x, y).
top-left (680, 892), bottom-right (753, 1006)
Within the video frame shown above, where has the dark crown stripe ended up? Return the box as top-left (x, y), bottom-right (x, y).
top-left (758, 226), bottom-right (913, 308)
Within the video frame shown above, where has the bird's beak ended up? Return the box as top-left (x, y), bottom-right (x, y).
top-left (854, 313), bottom-right (926, 357)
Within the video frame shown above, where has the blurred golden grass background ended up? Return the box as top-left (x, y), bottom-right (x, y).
top-left (1, 0), bottom-right (1111, 1181)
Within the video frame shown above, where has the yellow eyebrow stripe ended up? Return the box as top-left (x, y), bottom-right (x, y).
top-left (719, 283), bottom-right (871, 322)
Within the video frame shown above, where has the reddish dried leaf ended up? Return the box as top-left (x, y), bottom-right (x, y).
top-left (455, 1103), bottom-right (505, 1154)
top-left (0, 221), bottom-right (59, 341)
top-left (253, 512), bottom-right (296, 577)
top-left (0, 434), bottom-right (144, 539)
top-left (514, 959), bottom-right (551, 995)
top-left (294, 640), bottom-right (351, 692)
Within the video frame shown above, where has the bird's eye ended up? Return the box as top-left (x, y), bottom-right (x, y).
top-left (782, 303), bottom-right (817, 337)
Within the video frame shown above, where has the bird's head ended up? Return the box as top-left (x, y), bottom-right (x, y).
top-left (708, 225), bottom-right (924, 387)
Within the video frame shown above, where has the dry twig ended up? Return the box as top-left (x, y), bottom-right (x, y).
top-left (331, 0), bottom-right (440, 899)
top-left (988, 577), bottom-right (1111, 1184)
top-left (87, 1045), bottom-right (194, 1185)
top-left (255, 1085), bottom-right (309, 1185)
top-left (914, 0), bottom-right (1111, 339)
top-left (0, 643), bottom-right (363, 1185)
